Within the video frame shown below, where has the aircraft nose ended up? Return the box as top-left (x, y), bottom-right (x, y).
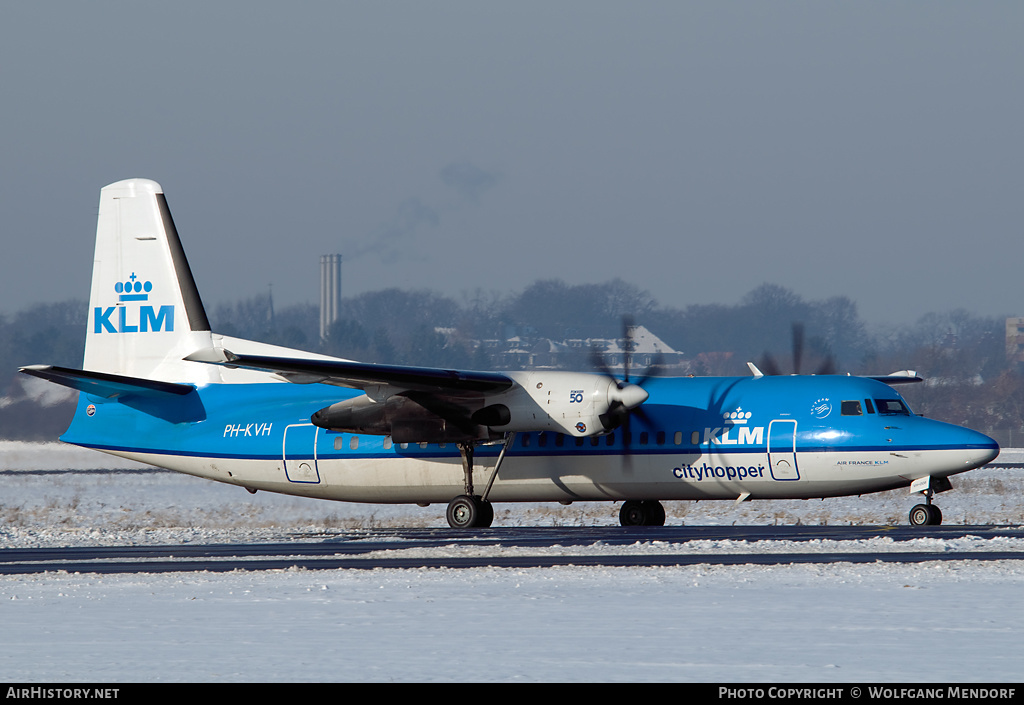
top-left (956, 426), bottom-right (1000, 469)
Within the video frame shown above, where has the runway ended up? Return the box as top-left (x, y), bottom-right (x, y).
top-left (4, 524), bottom-right (1023, 575)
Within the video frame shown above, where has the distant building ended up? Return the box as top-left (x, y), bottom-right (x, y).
top-left (447, 324), bottom-right (689, 373)
top-left (1006, 317), bottom-right (1024, 366)
top-left (320, 254), bottom-right (343, 340)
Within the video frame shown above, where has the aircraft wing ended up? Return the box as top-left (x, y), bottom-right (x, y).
top-left (187, 351), bottom-right (516, 396)
top-left (746, 362), bottom-right (923, 385)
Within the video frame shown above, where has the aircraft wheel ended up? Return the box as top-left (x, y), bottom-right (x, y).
top-left (641, 500), bottom-right (666, 526)
top-left (619, 500), bottom-right (665, 526)
top-left (478, 498), bottom-right (494, 528)
top-left (619, 500), bottom-right (647, 526)
top-left (909, 503), bottom-right (942, 526)
top-left (446, 495), bottom-right (492, 529)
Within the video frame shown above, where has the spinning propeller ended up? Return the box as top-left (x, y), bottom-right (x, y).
top-left (758, 323), bottom-right (837, 376)
top-left (590, 317), bottom-right (661, 468)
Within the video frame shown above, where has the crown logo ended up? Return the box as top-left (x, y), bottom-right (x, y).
top-left (115, 273), bottom-right (152, 302)
top-left (723, 408), bottom-right (751, 425)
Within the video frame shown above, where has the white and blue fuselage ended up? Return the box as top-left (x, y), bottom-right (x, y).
top-left (60, 373), bottom-right (997, 505)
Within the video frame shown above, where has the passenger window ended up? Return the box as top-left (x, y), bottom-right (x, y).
top-left (575, 436), bottom-right (585, 447)
top-left (384, 437), bottom-right (393, 450)
top-left (350, 436), bottom-right (359, 450)
top-left (334, 436), bottom-right (344, 450)
top-left (841, 400), bottom-right (862, 416)
top-left (606, 433), bottom-right (615, 446)
top-left (555, 434), bottom-right (565, 448)
top-left (639, 432), bottom-right (649, 445)
top-left (538, 433), bottom-right (548, 448)
top-left (521, 434), bottom-right (530, 448)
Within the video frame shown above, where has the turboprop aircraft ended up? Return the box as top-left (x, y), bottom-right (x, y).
top-left (22, 179), bottom-right (999, 529)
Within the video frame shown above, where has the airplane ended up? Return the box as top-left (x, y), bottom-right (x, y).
top-left (21, 178), bottom-right (999, 529)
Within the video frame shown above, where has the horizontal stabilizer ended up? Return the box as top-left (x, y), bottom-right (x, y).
top-left (185, 351), bottom-right (515, 395)
top-left (20, 365), bottom-right (195, 399)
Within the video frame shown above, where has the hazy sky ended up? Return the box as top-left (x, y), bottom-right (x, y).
top-left (2, 2), bottom-right (1022, 326)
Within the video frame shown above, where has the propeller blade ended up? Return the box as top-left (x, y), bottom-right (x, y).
top-left (815, 356), bottom-right (837, 375)
top-left (632, 351), bottom-right (663, 388)
top-left (759, 322), bottom-right (838, 376)
top-left (599, 400), bottom-right (628, 430)
top-left (620, 401), bottom-right (655, 474)
top-left (622, 410), bottom-right (633, 472)
top-left (590, 314), bottom-right (659, 474)
top-left (792, 323), bottom-right (804, 375)
top-left (759, 353), bottom-right (782, 376)
top-left (621, 315), bottom-right (634, 384)
top-left (589, 345), bottom-right (614, 379)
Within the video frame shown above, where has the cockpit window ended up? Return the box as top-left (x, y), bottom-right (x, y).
top-left (875, 399), bottom-right (911, 416)
top-left (841, 400), bottom-right (862, 416)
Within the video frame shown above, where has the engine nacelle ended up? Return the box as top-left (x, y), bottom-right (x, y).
top-left (487, 371), bottom-right (648, 437)
top-left (310, 371), bottom-right (648, 444)
top-left (311, 394), bottom-right (502, 444)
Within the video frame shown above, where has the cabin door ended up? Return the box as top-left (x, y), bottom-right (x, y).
top-left (767, 419), bottom-right (799, 481)
top-left (283, 423), bottom-right (321, 484)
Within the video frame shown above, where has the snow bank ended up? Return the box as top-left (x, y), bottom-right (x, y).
top-left (2, 561), bottom-right (1023, 682)
top-left (2, 446), bottom-right (1023, 682)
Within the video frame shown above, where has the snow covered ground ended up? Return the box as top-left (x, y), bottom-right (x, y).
top-left (2, 443), bottom-right (1023, 683)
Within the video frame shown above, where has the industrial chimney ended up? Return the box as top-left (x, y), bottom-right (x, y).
top-left (320, 254), bottom-right (342, 340)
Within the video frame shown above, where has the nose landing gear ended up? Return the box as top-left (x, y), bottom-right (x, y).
top-left (909, 501), bottom-right (943, 526)
top-left (907, 476), bottom-right (951, 526)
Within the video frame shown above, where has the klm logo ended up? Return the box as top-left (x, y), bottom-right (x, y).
top-left (94, 273), bottom-right (174, 334)
top-left (702, 408), bottom-right (764, 446)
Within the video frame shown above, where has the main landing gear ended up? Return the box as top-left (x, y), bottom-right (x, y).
top-left (446, 434), bottom-right (515, 529)
top-left (446, 494), bottom-right (494, 529)
top-left (445, 435), bottom-right (670, 529)
top-left (618, 500), bottom-right (666, 527)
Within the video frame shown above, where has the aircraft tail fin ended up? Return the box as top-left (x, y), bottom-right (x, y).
top-left (83, 179), bottom-right (216, 383)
